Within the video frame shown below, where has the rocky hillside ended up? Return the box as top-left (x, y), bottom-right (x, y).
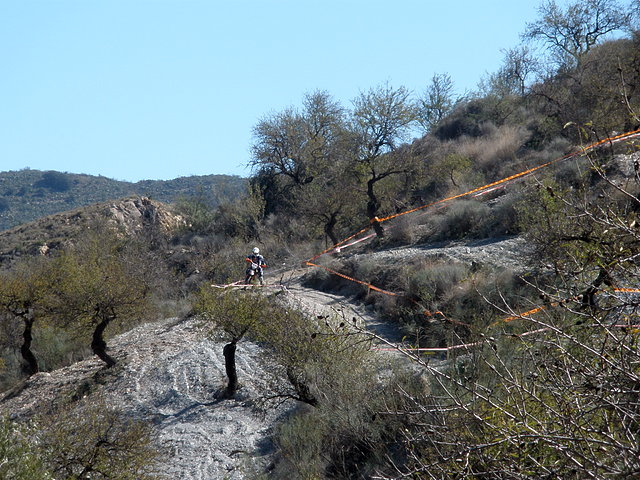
top-left (0, 315), bottom-right (292, 479)
top-left (0, 169), bottom-right (246, 232)
top-left (0, 195), bottom-right (184, 264)
top-left (0, 235), bottom-right (528, 479)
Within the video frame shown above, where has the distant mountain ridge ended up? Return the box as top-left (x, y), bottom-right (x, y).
top-left (0, 169), bottom-right (247, 232)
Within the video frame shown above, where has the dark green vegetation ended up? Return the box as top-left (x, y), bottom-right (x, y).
top-left (2, 1), bottom-right (640, 478)
top-left (0, 399), bottom-right (161, 480)
top-left (0, 169), bottom-right (246, 232)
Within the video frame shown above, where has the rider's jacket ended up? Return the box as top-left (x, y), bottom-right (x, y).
top-left (246, 253), bottom-right (266, 270)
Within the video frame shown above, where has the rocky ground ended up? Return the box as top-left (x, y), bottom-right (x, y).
top-left (1, 316), bottom-right (292, 479)
top-left (350, 235), bottom-right (529, 273)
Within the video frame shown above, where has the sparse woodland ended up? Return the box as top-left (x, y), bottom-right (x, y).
top-left (3, 1), bottom-right (640, 478)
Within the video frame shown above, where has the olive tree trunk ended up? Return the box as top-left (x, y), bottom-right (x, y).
top-left (223, 340), bottom-right (238, 398)
top-left (91, 318), bottom-right (116, 368)
top-left (20, 317), bottom-right (39, 376)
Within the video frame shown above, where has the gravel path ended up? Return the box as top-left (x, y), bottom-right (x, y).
top-left (360, 236), bottom-right (529, 272)
top-left (281, 274), bottom-right (405, 346)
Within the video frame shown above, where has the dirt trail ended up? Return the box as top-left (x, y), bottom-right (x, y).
top-left (278, 236), bottom-right (528, 345)
top-left (280, 269), bottom-right (405, 344)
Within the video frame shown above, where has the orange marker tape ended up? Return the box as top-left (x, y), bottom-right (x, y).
top-left (491, 285), bottom-right (640, 327)
top-left (305, 261), bottom-right (400, 297)
top-left (308, 225), bottom-right (373, 263)
top-left (500, 305), bottom-right (549, 324)
top-left (302, 128), bottom-right (640, 334)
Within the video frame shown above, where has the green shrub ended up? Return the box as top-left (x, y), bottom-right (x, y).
top-left (432, 200), bottom-right (491, 241)
top-left (271, 406), bottom-right (327, 478)
top-left (477, 194), bottom-right (521, 237)
top-left (32, 324), bottom-right (91, 372)
top-left (408, 261), bottom-right (469, 305)
top-left (37, 398), bottom-right (162, 480)
top-left (385, 215), bottom-right (419, 247)
top-left (34, 171), bottom-right (71, 192)
top-left (174, 191), bottom-right (216, 234)
top-left (272, 366), bottom-right (433, 479)
top-left (0, 417), bottom-right (52, 480)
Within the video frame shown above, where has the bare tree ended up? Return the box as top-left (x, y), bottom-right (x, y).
top-left (487, 46), bottom-right (539, 96)
top-left (294, 163), bottom-right (357, 246)
top-left (523, 0), bottom-right (632, 69)
top-left (350, 82), bottom-right (418, 236)
top-left (416, 73), bottom-right (457, 133)
top-left (632, 0), bottom-right (640, 30)
top-left (250, 90), bottom-right (345, 188)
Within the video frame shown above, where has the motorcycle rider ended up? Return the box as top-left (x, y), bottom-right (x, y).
top-left (245, 247), bottom-right (267, 285)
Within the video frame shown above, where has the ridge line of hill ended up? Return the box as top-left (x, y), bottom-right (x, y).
top-left (0, 169), bottom-right (247, 232)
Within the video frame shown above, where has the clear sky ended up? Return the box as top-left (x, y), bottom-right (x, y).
top-left (0, 0), bottom-right (542, 182)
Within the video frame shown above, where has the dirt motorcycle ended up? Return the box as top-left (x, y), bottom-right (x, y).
top-left (244, 262), bottom-right (263, 285)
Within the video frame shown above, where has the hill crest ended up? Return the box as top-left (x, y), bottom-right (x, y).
top-left (0, 195), bottom-right (184, 264)
top-left (0, 169), bottom-right (246, 232)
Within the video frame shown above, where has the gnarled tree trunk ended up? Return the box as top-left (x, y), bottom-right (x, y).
top-left (366, 178), bottom-right (385, 238)
top-left (324, 212), bottom-right (339, 246)
top-left (20, 317), bottom-right (39, 376)
top-left (91, 317), bottom-right (116, 368)
top-left (286, 366), bottom-right (318, 407)
top-left (223, 340), bottom-right (238, 398)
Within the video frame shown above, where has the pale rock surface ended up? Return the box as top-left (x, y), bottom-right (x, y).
top-left (1, 316), bottom-right (293, 479)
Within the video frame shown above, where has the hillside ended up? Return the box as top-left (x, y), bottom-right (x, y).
top-left (2, 152), bottom-right (638, 478)
top-left (0, 315), bottom-right (293, 479)
top-left (0, 195), bottom-right (184, 264)
top-left (1, 237), bottom-right (517, 479)
top-left (0, 169), bottom-right (247, 232)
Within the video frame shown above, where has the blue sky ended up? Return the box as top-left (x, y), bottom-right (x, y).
top-left (0, 0), bottom-right (542, 182)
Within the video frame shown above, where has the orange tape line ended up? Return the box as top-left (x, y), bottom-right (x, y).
top-left (376, 128), bottom-right (640, 225)
top-left (492, 286), bottom-right (640, 327)
top-left (305, 261), bottom-right (400, 297)
top-left (308, 225), bottom-right (372, 263)
top-left (302, 128), bottom-right (640, 331)
top-left (500, 305), bottom-right (550, 324)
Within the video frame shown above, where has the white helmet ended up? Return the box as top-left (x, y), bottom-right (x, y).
top-left (252, 247), bottom-right (260, 254)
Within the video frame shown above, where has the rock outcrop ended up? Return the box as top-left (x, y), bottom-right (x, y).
top-left (0, 196), bottom-right (184, 265)
top-left (107, 196), bottom-right (185, 236)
